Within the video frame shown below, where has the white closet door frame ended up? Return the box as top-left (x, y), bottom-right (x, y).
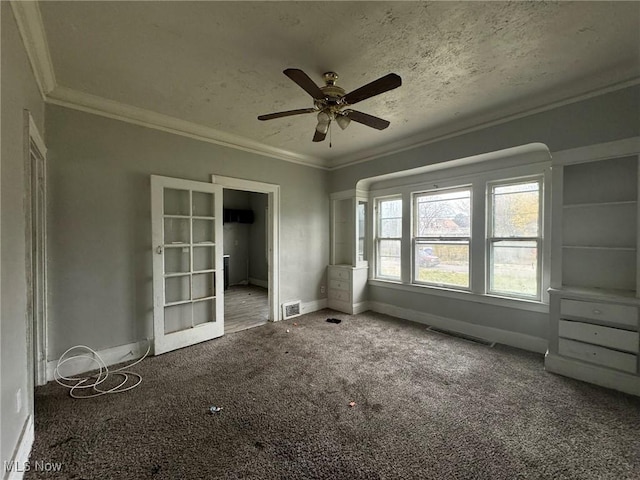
top-left (151, 175), bottom-right (224, 354)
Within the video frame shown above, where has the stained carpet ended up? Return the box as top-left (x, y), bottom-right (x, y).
top-left (28, 310), bottom-right (640, 479)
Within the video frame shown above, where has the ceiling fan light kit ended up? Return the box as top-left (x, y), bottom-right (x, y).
top-left (258, 68), bottom-right (402, 143)
top-left (316, 111), bottom-right (331, 134)
top-left (335, 114), bottom-right (351, 130)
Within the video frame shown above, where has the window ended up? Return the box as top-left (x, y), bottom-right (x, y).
top-left (371, 155), bottom-right (548, 307)
top-left (376, 197), bottom-right (402, 280)
top-left (488, 179), bottom-right (541, 299)
top-left (414, 188), bottom-right (471, 289)
top-left (357, 200), bottom-right (367, 263)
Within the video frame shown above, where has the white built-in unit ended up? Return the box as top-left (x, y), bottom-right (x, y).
top-left (327, 264), bottom-right (368, 314)
top-left (328, 190), bottom-right (369, 314)
top-left (546, 138), bottom-right (640, 396)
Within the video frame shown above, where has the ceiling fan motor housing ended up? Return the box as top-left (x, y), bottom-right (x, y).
top-left (320, 72), bottom-right (346, 106)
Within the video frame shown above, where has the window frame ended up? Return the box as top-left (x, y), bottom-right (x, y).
top-left (375, 195), bottom-right (403, 281)
top-left (412, 186), bottom-right (473, 291)
top-left (368, 157), bottom-right (551, 309)
top-left (486, 176), bottom-right (544, 301)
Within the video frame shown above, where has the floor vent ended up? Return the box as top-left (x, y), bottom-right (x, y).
top-left (282, 300), bottom-right (301, 320)
top-left (426, 326), bottom-right (495, 347)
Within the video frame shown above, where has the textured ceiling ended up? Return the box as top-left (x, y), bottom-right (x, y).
top-left (38, 1), bottom-right (640, 168)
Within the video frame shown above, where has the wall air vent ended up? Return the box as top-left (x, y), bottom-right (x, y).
top-left (282, 300), bottom-right (301, 320)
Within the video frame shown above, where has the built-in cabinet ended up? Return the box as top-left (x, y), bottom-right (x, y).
top-left (328, 191), bottom-right (369, 314)
top-left (546, 140), bottom-right (640, 396)
top-left (327, 264), bottom-right (368, 314)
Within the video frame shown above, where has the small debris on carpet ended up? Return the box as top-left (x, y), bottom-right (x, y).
top-left (293, 322), bottom-right (298, 326)
top-left (286, 329), bottom-right (290, 333)
top-left (326, 318), bottom-right (342, 324)
top-left (349, 401), bottom-right (356, 407)
top-left (209, 406), bottom-right (223, 414)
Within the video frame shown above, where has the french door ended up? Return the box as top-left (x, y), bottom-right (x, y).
top-left (151, 175), bottom-right (224, 354)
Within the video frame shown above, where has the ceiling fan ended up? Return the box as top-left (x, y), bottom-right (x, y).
top-left (258, 69), bottom-right (402, 142)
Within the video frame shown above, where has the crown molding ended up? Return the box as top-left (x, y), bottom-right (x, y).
top-left (12, 0), bottom-right (638, 173)
top-left (47, 86), bottom-right (327, 170)
top-left (10, 0), bottom-right (56, 99)
top-left (328, 76), bottom-right (640, 171)
top-left (10, 0), bottom-right (327, 170)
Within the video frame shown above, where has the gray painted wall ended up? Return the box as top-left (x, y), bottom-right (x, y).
top-left (45, 105), bottom-right (329, 360)
top-left (331, 85), bottom-right (640, 192)
top-left (249, 192), bottom-right (268, 284)
top-left (329, 85), bottom-right (640, 346)
top-left (223, 189), bottom-right (251, 286)
top-left (1, 2), bottom-right (46, 467)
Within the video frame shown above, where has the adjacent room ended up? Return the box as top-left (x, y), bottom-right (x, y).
top-left (2, 1), bottom-right (639, 479)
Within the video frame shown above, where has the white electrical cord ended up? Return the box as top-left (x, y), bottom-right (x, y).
top-left (54, 342), bottom-right (151, 399)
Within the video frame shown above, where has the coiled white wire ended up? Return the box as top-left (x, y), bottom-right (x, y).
top-left (54, 342), bottom-right (151, 399)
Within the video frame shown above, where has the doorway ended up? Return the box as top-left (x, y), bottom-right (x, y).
top-left (222, 190), bottom-right (269, 333)
top-left (212, 175), bottom-right (279, 331)
top-left (25, 112), bottom-right (48, 388)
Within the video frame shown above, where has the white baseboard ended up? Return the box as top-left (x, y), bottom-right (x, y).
top-left (248, 277), bottom-right (268, 288)
top-left (46, 339), bottom-right (149, 382)
top-left (368, 301), bottom-right (548, 354)
top-left (4, 415), bottom-right (34, 480)
top-left (300, 298), bottom-right (328, 315)
top-left (353, 301), bottom-right (370, 315)
top-left (545, 353), bottom-right (640, 396)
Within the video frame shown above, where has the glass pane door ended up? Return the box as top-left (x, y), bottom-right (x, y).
top-left (152, 176), bottom-right (223, 354)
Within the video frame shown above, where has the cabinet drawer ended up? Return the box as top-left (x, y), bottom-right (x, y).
top-left (328, 267), bottom-right (350, 281)
top-left (559, 320), bottom-right (639, 353)
top-left (560, 299), bottom-right (637, 327)
top-left (328, 289), bottom-right (349, 302)
top-left (559, 338), bottom-right (637, 373)
top-left (329, 279), bottom-right (349, 291)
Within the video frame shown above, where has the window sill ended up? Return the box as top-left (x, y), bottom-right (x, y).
top-left (368, 279), bottom-right (549, 313)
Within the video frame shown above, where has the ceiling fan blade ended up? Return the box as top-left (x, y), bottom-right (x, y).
top-left (284, 69), bottom-right (325, 100)
top-left (312, 129), bottom-right (327, 142)
top-left (345, 110), bottom-right (391, 130)
top-left (258, 108), bottom-right (316, 121)
top-left (343, 73), bottom-right (402, 105)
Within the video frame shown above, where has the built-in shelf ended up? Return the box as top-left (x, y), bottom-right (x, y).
top-left (552, 286), bottom-right (639, 301)
top-left (547, 148), bottom-right (640, 396)
top-left (562, 245), bottom-right (636, 251)
top-left (563, 200), bottom-right (637, 209)
top-left (164, 242), bottom-right (215, 247)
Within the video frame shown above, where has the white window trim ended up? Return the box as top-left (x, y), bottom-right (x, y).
top-left (370, 159), bottom-right (552, 310)
top-left (412, 185), bottom-right (473, 291)
top-left (374, 195), bottom-right (402, 281)
top-left (486, 175), bottom-right (544, 301)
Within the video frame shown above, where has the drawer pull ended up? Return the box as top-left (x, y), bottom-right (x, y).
top-left (592, 309), bottom-right (602, 315)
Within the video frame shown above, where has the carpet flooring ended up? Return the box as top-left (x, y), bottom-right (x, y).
top-left (28, 310), bottom-right (640, 479)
